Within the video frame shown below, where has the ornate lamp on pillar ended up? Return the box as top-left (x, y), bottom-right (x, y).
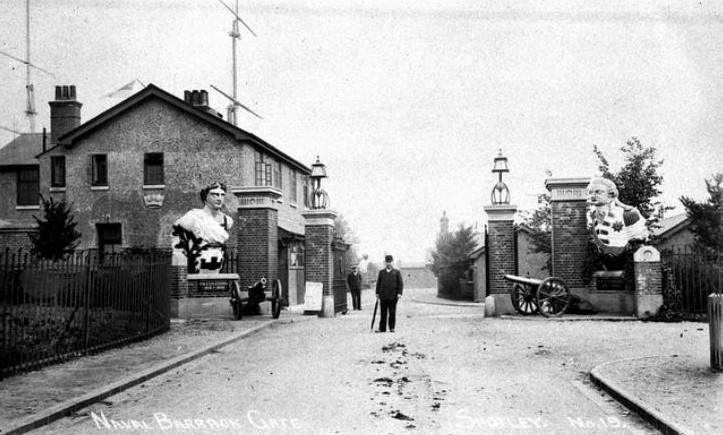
top-left (491, 149), bottom-right (510, 205)
top-left (302, 155), bottom-right (338, 317)
top-left (309, 156), bottom-right (330, 210)
top-left (483, 149), bottom-right (517, 316)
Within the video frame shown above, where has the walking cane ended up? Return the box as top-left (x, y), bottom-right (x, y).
top-left (370, 298), bottom-right (378, 332)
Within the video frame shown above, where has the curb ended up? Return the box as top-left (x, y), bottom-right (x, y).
top-left (410, 297), bottom-right (484, 308)
top-left (501, 314), bottom-right (638, 322)
top-left (5, 320), bottom-right (276, 435)
top-left (589, 356), bottom-right (691, 435)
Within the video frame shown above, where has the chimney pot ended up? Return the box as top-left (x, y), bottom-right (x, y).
top-left (49, 84), bottom-right (82, 145)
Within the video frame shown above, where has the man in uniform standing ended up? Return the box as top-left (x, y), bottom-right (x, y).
top-left (347, 265), bottom-right (363, 310)
top-left (375, 255), bottom-right (404, 332)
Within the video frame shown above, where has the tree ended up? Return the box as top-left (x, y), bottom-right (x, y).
top-left (430, 224), bottom-right (478, 295)
top-left (584, 137), bottom-right (668, 282)
top-left (333, 213), bottom-right (360, 268)
top-left (522, 138), bottom-right (668, 282)
top-left (679, 173), bottom-right (723, 253)
top-left (520, 193), bottom-right (552, 271)
top-left (593, 137), bottom-right (670, 229)
top-left (29, 195), bottom-right (81, 260)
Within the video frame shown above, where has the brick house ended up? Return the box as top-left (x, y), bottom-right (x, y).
top-left (651, 213), bottom-right (694, 252)
top-left (0, 132), bottom-right (45, 249)
top-left (1, 84), bottom-right (314, 304)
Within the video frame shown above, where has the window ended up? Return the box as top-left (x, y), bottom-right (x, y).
top-left (303, 176), bottom-right (310, 209)
top-left (254, 151), bottom-right (273, 187)
top-left (144, 153), bottom-right (164, 185)
top-left (91, 154), bottom-right (108, 187)
top-left (290, 169), bottom-right (298, 203)
top-left (273, 161), bottom-right (282, 189)
top-left (97, 223), bottom-right (122, 262)
top-left (289, 242), bottom-right (304, 267)
top-left (17, 168), bottom-right (39, 206)
top-left (50, 156), bottom-right (66, 188)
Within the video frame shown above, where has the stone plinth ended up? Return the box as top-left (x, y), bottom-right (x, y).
top-left (634, 246), bottom-right (663, 319)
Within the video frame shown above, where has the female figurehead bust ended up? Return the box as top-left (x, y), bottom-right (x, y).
top-left (173, 182), bottom-right (234, 274)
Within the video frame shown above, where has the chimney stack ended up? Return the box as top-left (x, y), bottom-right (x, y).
top-left (183, 89), bottom-right (222, 118)
top-left (440, 211), bottom-right (449, 235)
top-left (49, 85), bottom-right (82, 145)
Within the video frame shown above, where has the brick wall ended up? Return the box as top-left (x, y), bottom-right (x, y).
top-left (487, 220), bottom-right (516, 295)
top-left (0, 171), bottom-right (40, 223)
top-left (237, 208), bottom-right (278, 288)
top-left (550, 201), bottom-right (588, 289)
top-left (305, 224), bottom-right (334, 296)
top-left (0, 226), bottom-right (37, 252)
top-left (170, 265), bottom-right (188, 298)
top-left (473, 253), bottom-right (486, 302)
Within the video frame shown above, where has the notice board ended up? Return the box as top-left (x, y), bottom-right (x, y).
top-left (304, 281), bottom-right (323, 312)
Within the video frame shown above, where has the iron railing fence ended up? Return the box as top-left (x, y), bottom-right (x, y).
top-left (0, 248), bottom-right (171, 379)
top-left (221, 249), bottom-right (240, 275)
top-left (661, 249), bottom-right (722, 320)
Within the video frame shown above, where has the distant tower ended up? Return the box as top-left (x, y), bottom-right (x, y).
top-left (440, 211), bottom-right (449, 235)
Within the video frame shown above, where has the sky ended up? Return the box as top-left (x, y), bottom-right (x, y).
top-left (1, 0), bottom-right (722, 263)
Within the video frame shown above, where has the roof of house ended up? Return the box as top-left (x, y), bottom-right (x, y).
top-left (41, 84), bottom-right (311, 173)
top-left (469, 243), bottom-right (486, 259)
top-left (652, 213), bottom-right (691, 239)
top-left (0, 133), bottom-right (44, 167)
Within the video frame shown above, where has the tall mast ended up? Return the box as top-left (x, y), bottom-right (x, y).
top-left (228, 0), bottom-right (240, 126)
top-left (25, 0), bottom-right (37, 132)
top-left (215, 0), bottom-right (258, 124)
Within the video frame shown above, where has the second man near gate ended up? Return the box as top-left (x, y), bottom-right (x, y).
top-left (375, 255), bottom-right (404, 333)
top-left (347, 265), bottom-right (363, 310)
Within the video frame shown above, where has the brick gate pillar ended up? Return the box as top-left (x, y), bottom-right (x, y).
top-left (545, 178), bottom-right (590, 292)
top-left (233, 187), bottom-right (281, 288)
top-left (483, 204), bottom-right (517, 316)
top-left (302, 209), bottom-right (337, 317)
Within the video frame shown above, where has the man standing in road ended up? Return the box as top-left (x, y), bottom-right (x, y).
top-left (347, 265), bottom-right (363, 310)
top-left (375, 255), bottom-right (404, 333)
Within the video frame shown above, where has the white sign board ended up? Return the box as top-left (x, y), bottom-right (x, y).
top-left (304, 281), bottom-right (324, 312)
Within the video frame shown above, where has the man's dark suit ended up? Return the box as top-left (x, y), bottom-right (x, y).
top-left (347, 271), bottom-right (362, 310)
top-left (375, 267), bottom-right (404, 332)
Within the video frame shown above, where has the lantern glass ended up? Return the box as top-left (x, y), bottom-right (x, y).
top-left (492, 156), bottom-right (509, 173)
top-left (310, 156), bottom-right (327, 178)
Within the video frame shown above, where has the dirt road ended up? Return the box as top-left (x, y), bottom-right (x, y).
top-left (33, 290), bottom-right (708, 434)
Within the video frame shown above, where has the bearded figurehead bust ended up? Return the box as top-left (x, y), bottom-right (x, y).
top-left (586, 176), bottom-right (648, 271)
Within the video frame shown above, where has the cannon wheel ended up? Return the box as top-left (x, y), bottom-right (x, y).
top-left (535, 277), bottom-right (572, 318)
top-left (231, 282), bottom-right (243, 320)
top-left (271, 279), bottom-right (282, 319)
top-left (510, 283), bottom-right (537, 315)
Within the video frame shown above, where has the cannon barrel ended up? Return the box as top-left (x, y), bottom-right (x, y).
top-left (504, 274), bottom-right (543, 287)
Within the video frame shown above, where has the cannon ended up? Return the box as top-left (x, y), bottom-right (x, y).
top-left (503, 274), bottom-right (572, 317)
top-left (229, 277), bottom-right (283, 320)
